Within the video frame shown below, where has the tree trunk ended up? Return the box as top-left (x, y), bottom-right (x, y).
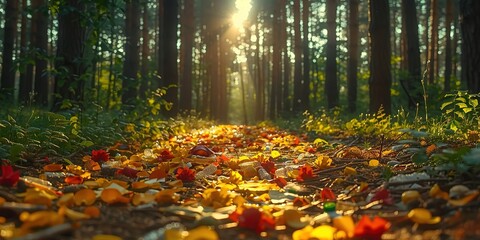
top-left (53, 0), bottom-right (88, 111)
top-left (282, 0), bottom-right (290, 113)
top-left (270, 1), bottom-right (282, 119)
top-left (292, 0), bottom-right (303, 112)
top-left (18, 0), bottom-right (33, 104)
top-left (32, 0), bottom-right (49, 107)
top-left (162, 0), bottom-right (179, 116)
top-left (369, 0), bottom-right (392, 114)
top-left (460, 0), bottom-right (480, 93)
top-left (401, 0), bottom-right (422, 107)
top-left (139, 2), bottom-right (150, 99)
top-left (121, 0), bottom-right (140, 105)
top-left (427, 0), bottom-right (438, 84)
top-left (444, 0), bottom-right (453, 92)
top-left (179, 0), bottom-right (194, 112)
top-left (0, 0), bottom-right (18, 103)
top-left (325, 0), bottom-right (338, 109)
top-left (347, 0), bottom-right (359, 113)
top-left (301, 0), bottom-right (310, 111)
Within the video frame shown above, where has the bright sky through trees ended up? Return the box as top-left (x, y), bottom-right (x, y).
top-left (231, 0), bottom-right (252, 29)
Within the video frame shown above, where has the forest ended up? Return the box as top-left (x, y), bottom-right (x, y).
top-left (0, 0), bottom-right (478, 122)
top-left (1, 0), bottom-right (480, 239)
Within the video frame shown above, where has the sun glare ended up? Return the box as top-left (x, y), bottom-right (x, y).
top-left (232, 0), bottom-right (252, 29)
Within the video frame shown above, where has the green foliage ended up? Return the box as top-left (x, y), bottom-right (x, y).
top-left (344, 108), bottom-right (401, 138)
top-left (440, 91), bottom-right (480, 132)
top-left (303, 109), bottom-right (342, 136)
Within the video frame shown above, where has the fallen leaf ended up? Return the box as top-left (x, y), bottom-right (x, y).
top-left (333, 215), bottom-right (355, 238)
top-left (73, 188), bottom-right (97, 206)
top-left (132, 192), bottom-right (156, 206)
top-left (0, 164), bottom-right (20, 187)
top-left (84, 206), bottom-right (101, 218)
top-left (354, 215), bottom-right (390, 240)
top-left (185, 226), bottom-right (219, 240)
top-left (100, 188), bottom-right (130, 204)
top-left (176, 167), bottom-right (196, 182)
top-left (91, 149), bottom-right (110, 162)
top-left (408, 208), bottom-right (441, 224)
top-left (43, 163), bottom-right (63, 172)
top-left (65, 176), bottom-right (84, 185)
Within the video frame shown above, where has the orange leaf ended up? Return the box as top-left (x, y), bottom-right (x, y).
top-left (73, 189), bottom-right (97, 206)
top-left (85, 159), bottom-right (101, 171)
top-left (131, 181), bottom-right (150, 191)
top-left (65, 176), bottom-right (84, 185)
top-left (84, 206), bottom-right (101, 218)
top-left (57, 193), bottom-right (75, 207)
top-left (101, 188), bottom-right (130, 204)
top-left (132, 193), bottom-right (156, 206)
top-left (43, 163), bottom-right (63, 172)
top-left (149, 168), bottom-right (167, 179)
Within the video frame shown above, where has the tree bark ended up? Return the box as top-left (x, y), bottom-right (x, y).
top-left (139, 2), bottom-right (150, 99)
top-left (121, 0), bottom-right (141, 105)
top-left (162, 0), bottom-right (179, 116)
top-left (18, 0), bottom-right (33, 104)
top-left (460, 0), bottom-right (480, 93)
top-left (0, 0), bottom-right (18, 103)
top-left (427, 0), bottom-right (438, 84)
top-left (179, 0), bottom-right (194, 112)
top-left (325, 0), bottom-right (338, 109)
top-left (347, 0), bottom-right (359, 113)
top-left (301, 0), bottom-right (310, 111)
top-left (292, 0), bottom-right (303, 112)
top-left (32, 0), bottom-right (49, 107)
top-left (53, 0), bottom-right (88, 111)
top-left (369, 0), bottom-right (392, 114)
top-left (401, 0), bottom-right (422, 107)
top-left (444, 0), bottom-right (453, 92)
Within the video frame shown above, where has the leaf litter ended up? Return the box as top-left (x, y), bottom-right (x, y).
top-left (0, 125), bottom-right (479, 239)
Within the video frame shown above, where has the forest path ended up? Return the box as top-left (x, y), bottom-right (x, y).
top-left (1, 124), bottom-right (479, 239)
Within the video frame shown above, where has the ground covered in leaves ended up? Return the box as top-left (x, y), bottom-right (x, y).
top-left (1, 125), bottom-right (480, 240)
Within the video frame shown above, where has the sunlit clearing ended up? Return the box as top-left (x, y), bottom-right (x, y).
top-left (232, 0), bottom-right (252, 29)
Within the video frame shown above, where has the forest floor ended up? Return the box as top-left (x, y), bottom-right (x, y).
top-left (1, 124), bottom-right (480, 240)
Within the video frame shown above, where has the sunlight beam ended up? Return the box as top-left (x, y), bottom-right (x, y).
top-left (231, 0), bottom-right (252, 29)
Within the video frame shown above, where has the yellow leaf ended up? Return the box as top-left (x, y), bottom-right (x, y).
top-left (343, 167), bottom-right (357, 176)
top-left (315, 155), bottom-right (332, 169)
top-left (401, 190), bottom-right (421, 205)
top-left (292, 225), bottom-right (314, 240)
top-left (333, 215), bottom-right (354, 238)
top-left (429, 184), bottom-right (449, 200)
top-left (284, 209), bottom-right (309, 229)
top-left (271, 150), bottom-right (281, 159)
top-left (228, 171), bottom-right (243, 185)
top-left (368, 159), bottom-right (380, 167)
top-left (310, 225), bottom-right (336, 240)
top-left (408, 208), bottom-right (441, 224)
top-left (185, 226), bottom-right (219, 240)
top-left (448, 190), bottom-right (479, 207)
top-left (92, 234), bottom-right (123, 240)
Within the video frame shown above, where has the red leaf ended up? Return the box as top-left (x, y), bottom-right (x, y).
top-left (175, 167), bottom-right (195, 182)
top-left (354, 215), bottom-right (390, 240)
top-left (216, 154), bottom-right (230, 164)
top-left (370, 187), bottom-right (394, 205)
top-left (189, 145), bottom-right (215, 157)
top-left (296, 164), bottom-right (316, 182)
top-left (274, 177), bottom-right (288, 188)
top-left (261, 160), bottom-right (276, 176)
top-left (0, 164), bottom-right (20, 187)
top-left (157, 149), bottom-right (175, 162)
top-left (232, 208), bottom-right (275, 233)
top-left (116, 167), bottom-right (139, 178)
top-left (320, 187), bottom-right (336, 201)
top-left (65, 176), bottom-right (84, 185)
top-left (91, 150), bottom-right (109, 162)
